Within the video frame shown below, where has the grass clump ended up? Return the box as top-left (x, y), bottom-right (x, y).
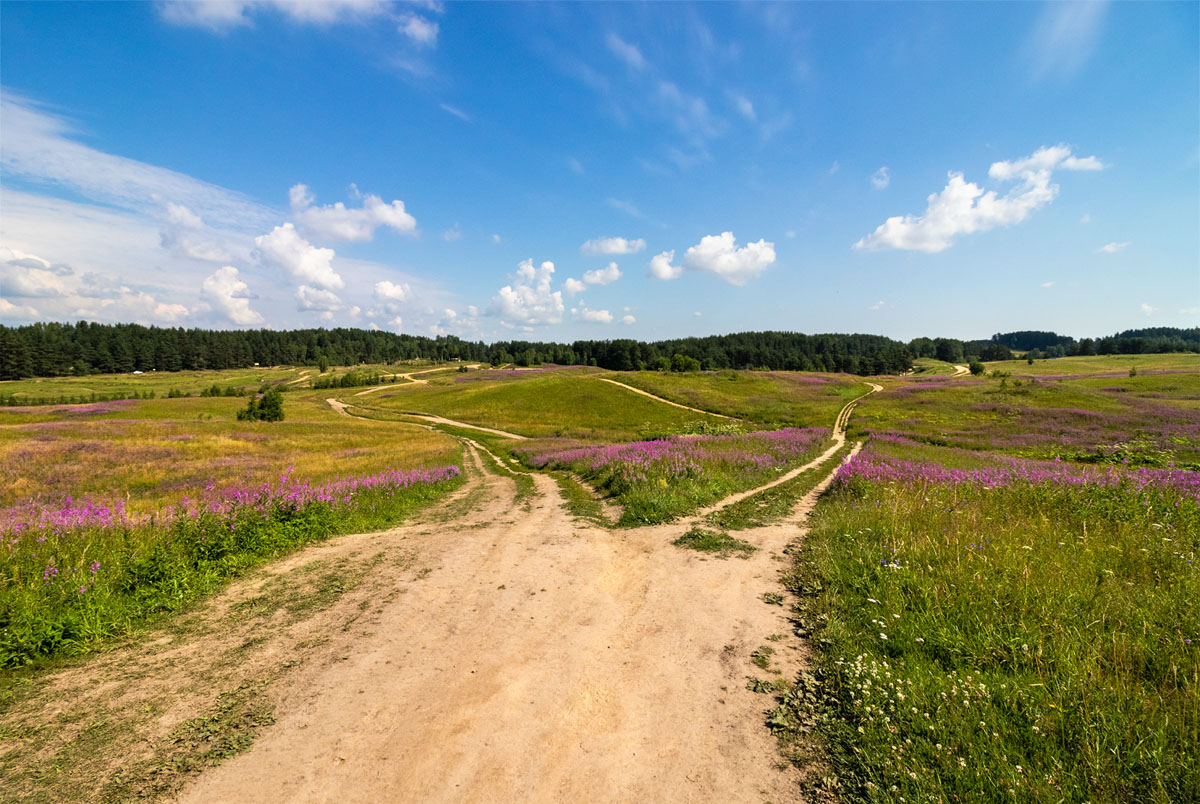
top-left (672, 527), bottom-right (755, 557)
top-left (553, 473), bottom-right (610, 527)
top-left (787, 443), bottom-right (1199, 803)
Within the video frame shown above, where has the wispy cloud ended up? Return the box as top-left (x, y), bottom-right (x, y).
top-left (1098, 241), bottom-right (1130, 254)
top-left (607, 198), bottom-right (646, 220)
top-left (581, 236), bottom-right (645, 256)
top-left (1023, 1), bottom-right (1109, 80)
top-left (606, 32), bottom-right (646, 71)
top-left (1, 91), bottom-right (275, 230)
top-left (870, 167), bottom-right (890, 190)
top-left (439, 103), bottom-right (471, 122)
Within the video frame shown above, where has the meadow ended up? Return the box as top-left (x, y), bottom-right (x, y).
top-left (607, 369), bottom-right (864, 427)
top-left (0, 389), bottom-right (463, 666)
top-left (851, 354), bottom-right (1200, 466)
top-left (1, 355), bottom-right (1196, 804)
top-left (349, 367), bottom-right (735, 440)
top-left (773, 362), bottom-right (1199, 804)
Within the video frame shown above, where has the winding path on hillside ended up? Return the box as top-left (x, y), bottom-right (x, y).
top-left (597, 377), bottom-right (741, 420)
top-left (353, 364), bottom-right (485, 396)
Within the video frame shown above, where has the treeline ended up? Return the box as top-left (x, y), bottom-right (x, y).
top-left (2, 322), bottom-right (1195, 381)
top-left (984, 328), bottom-right (1200, 359)
top-left (0, 322), bottom-right (912, 378)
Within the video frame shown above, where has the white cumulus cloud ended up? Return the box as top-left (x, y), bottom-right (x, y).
top-left (488, 259), bottom-right (564, 326)
top-left (854, 145), bottom-right (1104, 253)
top-left (255, 223), bottom-right (343, 290)
top-left (581, 236), bottom-right (646, 255)
top-left (289, 183), bottom-right (416, 242)
top-left (563, 277), bottom-right (587, 295)
top-left (201, 266), bottom-right (263, 326)
top-left (296, 285), bottom-right (343, 312)
top-left (682, 232), bottom-right (776, 285)
top-left (1141, 303), bottom-right (1156, 316)
top-left (582, 262), bottom-right (622, 285)
top-left (0, 298), bottom-right (40, 319)
top-left (621, 314), bottom-right (636, 325)
top-left (576, 305), bottom-right (614, 324)
top-left (374, 280), bottom-right (410, 301)
top-left (648, 250), bottom-right (681, 280)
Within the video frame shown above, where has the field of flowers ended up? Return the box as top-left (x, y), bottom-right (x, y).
top-left (0, 393), bottom-right (465, 667)
top-left (852, 366), bottom-right (1200, 465)
top-left (516, 427), bottom-right (831, 524)
top-left (782, 436), bottom-right (1198, 803)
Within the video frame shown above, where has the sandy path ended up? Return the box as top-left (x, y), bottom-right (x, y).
top-left (597, 377), bottom-right (740, 420)
top-left (285, 370), bottom-right (312, 386)
top-left (166, 384), bottom-right (882, 803)
top-left (394, 412), bottom-right (528, 440)
top-left (951, 364), bottom-right (970, 376)
top-left (696, 382), bottom-right (879, 517)
top-left (354, 364), bottom-right (484, 396)
top-left (325, 398), bottom-right (351, 416)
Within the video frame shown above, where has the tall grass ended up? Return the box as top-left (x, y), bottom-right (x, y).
top-left (1, 466), bottom-right (463, 668)
top-left (785, 444), bottom-right (1199, 803)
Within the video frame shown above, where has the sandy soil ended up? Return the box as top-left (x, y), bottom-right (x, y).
top-left (951, 364), bottom-right (970, 376)
top-left (597, 377), bottom-right (740, 420)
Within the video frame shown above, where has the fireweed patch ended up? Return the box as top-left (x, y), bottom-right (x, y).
top-left (0, 466), bottom-right (461, 667)
top-left (515, 428), bottom-right (829, 524)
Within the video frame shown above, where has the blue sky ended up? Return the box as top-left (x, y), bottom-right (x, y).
top-left (1, 1), bottom-right (1196, 341)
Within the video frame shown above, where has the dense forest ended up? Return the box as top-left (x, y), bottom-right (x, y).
top-left (0, 322), bottom-right (1195, 381)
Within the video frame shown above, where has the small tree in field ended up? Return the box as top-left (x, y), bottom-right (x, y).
top-left (237, 388), bottom-right (285, 422)
top-left (968, 361), bottom-right (985, 376)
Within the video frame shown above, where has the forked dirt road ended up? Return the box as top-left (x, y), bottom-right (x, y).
top-left (176, 385), bottom-right (877, 803)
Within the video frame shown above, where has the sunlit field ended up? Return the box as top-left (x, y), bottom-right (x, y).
top-left (349, 367), bottom-right (732, 440)
top-left (850, 357), bottom-right (1200, 466)
top-left (775, 355), bottom-right (1199, 803)
top-left (0, 391), bottom-right (462, 666)
top-left (608, 369), bottom-right (865, 427)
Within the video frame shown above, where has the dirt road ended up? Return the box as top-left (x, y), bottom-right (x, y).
top-left (175, 388), bottom-right (875, 803)
top-left (10, 386), bottom-right (874, 803)
top-left (597, 377), bottom-right (741, 420)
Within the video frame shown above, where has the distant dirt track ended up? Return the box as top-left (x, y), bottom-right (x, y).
top-left (597, 377), bottom-right (740, 420)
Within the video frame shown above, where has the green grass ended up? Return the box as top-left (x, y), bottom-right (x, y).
top-left (609, 369), bottom-right (865, 427)
top-left (553, 473), bottom-right (611, 527)
top-left (672, 527), bottom-right (755, 557)
top-left (358, 368), bottom-right (732, 439)
top-left (987, 352), bottom-right (1200, 377)
top-left (705, 442), bottom-right (851, 530)
top-left (782, 444), bottom-right (1199, 803)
